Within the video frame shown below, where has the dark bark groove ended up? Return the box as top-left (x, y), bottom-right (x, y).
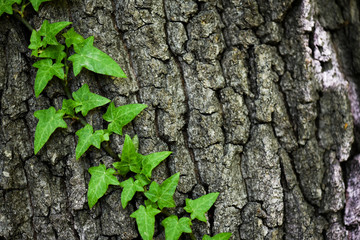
top-left (1, 0), bottom-right (360, 239)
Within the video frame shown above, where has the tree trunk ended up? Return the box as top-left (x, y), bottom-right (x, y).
top-left (1, 0), bottom-right (360, 239)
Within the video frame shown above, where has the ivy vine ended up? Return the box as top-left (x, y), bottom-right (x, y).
top-left (1, 1), bottom-right (232, 239)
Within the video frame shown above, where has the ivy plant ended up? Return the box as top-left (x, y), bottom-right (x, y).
top-left (0, 0), bottom-right (50, 16)
top-left (2, 1), bottom-right (232, 239)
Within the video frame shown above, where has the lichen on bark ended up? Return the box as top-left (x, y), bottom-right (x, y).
top-left (1, 0), bottom-right (360, 239)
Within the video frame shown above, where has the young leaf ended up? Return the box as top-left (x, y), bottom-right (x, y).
top-left (88, 164), bottom-right (120, 209)
top-left (60, 99), bottom-right (79, 116)
top-left (63, 27), bottom-right (85, 48)
top-left (141, 151), bottom-right (172, 178)
top-left (119, 177), bottom-right (145, 209)
top-left (34, 107), bottom-right (67, 154)
top-left (0, 0), bottom-right (21, 16)
top-left (75, 124), bottom-right (110, 160)
top-left (72, 84), bottom-right (111, 116)
top-left (39, 45), bottom-right (66, 63)
top-left (161, 216), bottom-right (192, 240)
top-left (144, 172), bottom-right (180, 209)
top-left (68, 36), bottom-right (127, 78)
top-left (113, 135), bottom-right (141, 175)
top-left (28, 30), bottom-right (43, 57)
top-left (184, 192), bottom-right (220, 222)
top-left (130, 205), bottom-right (161, 240)
top-left (38, 20), bottom-right (72, 47)
top-left (103, 102), bottom-right (147, 135)
top-left (202, 233), bottom-right (232, 240)
top-left (33, 59), bottom-right (64, 97)
top-left (29, 0), bottom-right (51, 11)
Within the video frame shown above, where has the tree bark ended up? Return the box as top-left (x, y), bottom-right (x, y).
top-left (1, 0), bottom-right (360, 239)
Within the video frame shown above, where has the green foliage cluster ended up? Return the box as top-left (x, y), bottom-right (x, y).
top-left (0, 0), bottom-right (50, 16)
top-left (1, 1), bottom-right (232, 239)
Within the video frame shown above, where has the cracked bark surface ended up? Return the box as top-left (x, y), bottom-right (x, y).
top-left (1, 0), bottom-right (360, 239)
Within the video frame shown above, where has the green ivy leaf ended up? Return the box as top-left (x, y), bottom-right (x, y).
top-left (0, 0), bottom-right (21, 16)
top-left (130, 205), bottom-right (161, 240)
top-left (87, 164), bottom-right (120, 209)
top-left (202, 233), bottom-right (232, 240)
top-left (68, 36), bottom-right (127, 78)
top-left (38, 20), bottom-right (72, 47)
top-left (132, 135), bottom-right (139, 152)
top-left (144, 172), bottom-right (179, 209)
top-left (103, 102), bottom-right (147, 135)
top-left (141, 151), bottom-right (172, 178)
top-left (119, 177), bottom-right (145, 209)
top-left (63, 27), bottom-right (85, 48)
top-left (113, 134), bottom-right (141, 175)
top-left (29, 0), bottom-right (51, 11)
top-left (39, 45), bottom-right (66, 63)
top-left (135, 173), bottom-right (151, 186)
top-left (144, 199), bottom-right (158, 209)
top-left (28, 30), bottom-right (43, 56)
top-left (60, 99), bottom-right (79, 116)
top-left (72, 84), bottom-right (111, 116)
top-left (161, 216), bottom-right (192, 240)
top-left (184, 192), bottom-right (220, 222)
top-left (75, 124), bottom-right (110, 160)
top-left (34, 107), bottom-right (67, 154)
top-left (33, 59), bottom-right (64, 97)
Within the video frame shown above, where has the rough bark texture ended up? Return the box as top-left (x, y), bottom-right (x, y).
top-left (1, 0), bottom-right (360, 239)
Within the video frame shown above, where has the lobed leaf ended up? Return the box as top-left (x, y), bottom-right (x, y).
top-left (141, 151), bottom-right (172, 178)
top-left (87, 164), bottom-right (120, 209)
top-left (113, 134), bottom-right (141, 175)
top-left (134, 173), bottom-right (151, 186)
top-left (34, 107), bottom-right (67, 154)
top-left (63, 27), bottom-right (85, 48)
top-left (119, 177), bottom-right (145, 209)
top-left (68, 37), bottom-right (127, 78)
top-left (28, 30), bottom-right (43, 56)
top-left (103, 102), bottom-right (147, 136)
top-left (161, 216), bottom-right (192, 240)
top-left (130, 205), bottom-right (161, 240)
top-left (33, 59), bottom-right (64, 97)
top-left (132, 135), bottom-right (139, 152)
top-left (0, 0), bottom-right (21, 16)
top-left (144, 199), bottom-right (158, 209)
top-left (60, 99), bottom-right (79, 116)
top-left (184, 192), bottom-right (220, 222)
top-left (38, 20), bottom-right (72, 47)
top-left (144, 172), bottom-right (180, 209)
top-left (72, 84), bottom-right (111, 116)
top-left (38, 45), bottom-right (66, 63)
top-left (29, 0), bottom-right (51, 11)
top-left (75, 124), bottom-right (110, 160)
top-left (202, 233), bottom-right (232, 240)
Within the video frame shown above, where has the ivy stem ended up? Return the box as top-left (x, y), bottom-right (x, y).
top-left (20, 2), bottom-right (30, 16)
top-left (60, 81), bottom-right (120, 161)
top-left (64, 46), bottom-right (70, 85)
top-left (14, 4), bottom-right (121, 162)
top-left (13, 12), bottom-right (34, 32)
top-left (102, 142), bottom-right (119, 160)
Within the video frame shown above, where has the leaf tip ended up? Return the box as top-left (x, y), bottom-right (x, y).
top-left (34, 147), bottom-right (40, 155)
top-left (88, 198), bottom-right (96, 209)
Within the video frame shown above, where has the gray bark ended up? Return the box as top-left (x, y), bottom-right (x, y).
top-left (1, 0), bottom-right (360, 239)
